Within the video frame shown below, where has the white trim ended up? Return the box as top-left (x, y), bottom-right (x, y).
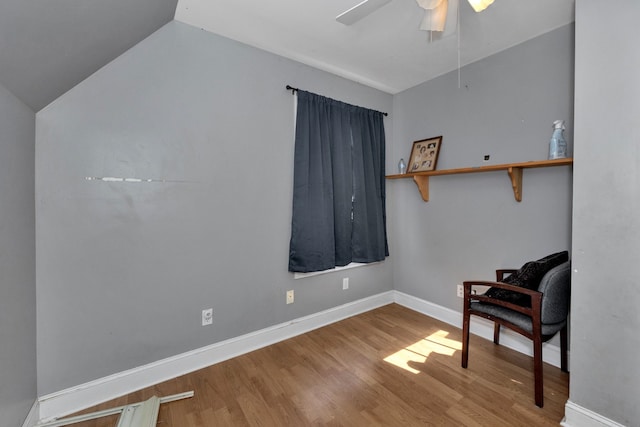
top-left (393, 291), bottom-right (461, 326)
top-left (562, 400), bottom-right (627, 427)
top-left (392, 291), bottom-right (565, 369)
top-left (293, 261), bottom-right (380, 279)
top-left (37, 291), bottom-right (395, 422)
top-left (22, 400), bottom-right (39, 427)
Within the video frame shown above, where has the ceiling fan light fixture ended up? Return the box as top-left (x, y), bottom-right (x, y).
top-left (416, 0), bottom-right (448, 32)
top-left (467, 0), bottom-right (494, 12)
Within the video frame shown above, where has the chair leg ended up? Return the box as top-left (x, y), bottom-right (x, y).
top-left (493, 323), bottom-right (500, 345)
top-left (533, 334), bottom-right (544, 407)
top-left (560, 325), bottom-right (568, 373)
top-left (461, 284), bottom-right (472, 369)
top-left (462, 312), bottom-right (470, 368)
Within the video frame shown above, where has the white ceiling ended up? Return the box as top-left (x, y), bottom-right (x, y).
top-left (0, 0), bottom-right (574, 111)
top-left (175, 0), bottom-right (575, 94)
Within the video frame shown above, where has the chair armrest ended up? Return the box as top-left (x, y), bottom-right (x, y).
top-left (463, 280), bottom-right (542, 317)
top-left (495, 269), bottom-right (517, 282)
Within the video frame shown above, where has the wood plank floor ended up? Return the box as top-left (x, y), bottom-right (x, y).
top-left (62, 303), bottom-right (568, 426)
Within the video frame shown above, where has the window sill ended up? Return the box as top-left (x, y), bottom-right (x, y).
top-left (293, 262), bottom-right (380, 279)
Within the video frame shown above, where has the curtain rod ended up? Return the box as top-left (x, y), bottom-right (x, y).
top-left (286, 85), bottom-right (388, 117)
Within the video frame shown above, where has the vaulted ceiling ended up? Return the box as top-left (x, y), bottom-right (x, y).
top-left (0, 0), bottom-right (178, 111)
top-left (0, 0), bottom-right (574, 112)
top-left (176, 0), bottom-right (574, 95)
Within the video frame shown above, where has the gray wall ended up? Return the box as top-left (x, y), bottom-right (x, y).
top-left (390, 25), bottom-right (574, 313)
top-left (0, 83), bottom-right (36, 426)
top-left (35, 21), bottom-right (393, 395)
top-left (570, 1), bottom-right (640, 424)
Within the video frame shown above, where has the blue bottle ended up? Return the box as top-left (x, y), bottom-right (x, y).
top-left (398, 158), bottom-right (407, 174)
top-left (548, 120), bottom-right (567, 160)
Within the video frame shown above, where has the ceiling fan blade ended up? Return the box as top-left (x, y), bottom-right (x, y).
top-left (336, 0), bottom-right (392, 25)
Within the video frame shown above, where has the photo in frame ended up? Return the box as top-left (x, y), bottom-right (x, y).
top-left (408, 136), bottom-right (442, 173)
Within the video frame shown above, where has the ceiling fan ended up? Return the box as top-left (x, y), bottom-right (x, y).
top-left (336, 0), bottom-right (494, 32)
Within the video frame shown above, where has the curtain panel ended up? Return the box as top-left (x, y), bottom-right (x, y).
top-left (288, 91), bottom-right (388, 273)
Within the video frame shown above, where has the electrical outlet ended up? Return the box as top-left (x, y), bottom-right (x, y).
top-left (202, 308), bottom-right (213, 326)
top-left (342, 277), bottom-right (349, 290)
top-left (286, 290), bottom-right (294, 304)
top-left (457, 285), bottom-right (464, 298)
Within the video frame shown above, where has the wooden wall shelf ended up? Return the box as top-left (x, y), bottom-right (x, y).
top-left (386, 158), bottom-right (573, 202)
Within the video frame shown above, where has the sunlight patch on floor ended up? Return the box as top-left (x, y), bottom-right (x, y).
top-left (384, 330), bottom-right (462, 374)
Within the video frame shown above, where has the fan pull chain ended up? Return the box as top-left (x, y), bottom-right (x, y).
top-left (457, 0), bottom-right (461, 88)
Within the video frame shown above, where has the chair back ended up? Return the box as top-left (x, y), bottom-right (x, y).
top-left (537, 261), bottom-right (571, 325)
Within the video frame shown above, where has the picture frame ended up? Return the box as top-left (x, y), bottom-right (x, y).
top-left (407, 136), bottom-right (442, 173)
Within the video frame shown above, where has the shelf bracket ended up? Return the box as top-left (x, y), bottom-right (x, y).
top-left (412, 175), bottom-right (429, 201)
top-left (508, 167), bottom-right (523, 202)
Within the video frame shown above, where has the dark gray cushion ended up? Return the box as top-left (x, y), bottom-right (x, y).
top-left (539, 261), bottom-right (571, 324)
top-left (484, 251), bottom-right (569, 306)
top-left (470, 302), bottom-right (566, 338)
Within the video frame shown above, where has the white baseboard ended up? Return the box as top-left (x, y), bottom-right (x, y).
top-left (562, 400), bottom-right (627, 427)
top-left (37, 291), bottom-right (395, 422)
top-left (392, 291), bottom-right (565, 369)
top-left (22, 400), bottom-right (39, 427)
top-left (37, 290), bottom-right (574, 424)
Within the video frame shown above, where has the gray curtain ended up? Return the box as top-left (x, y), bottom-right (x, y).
top-left (288, 90), bottom-right (388, 273)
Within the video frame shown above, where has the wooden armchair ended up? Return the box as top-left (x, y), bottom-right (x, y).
top-left (461, 261), bottom-right (571, 407)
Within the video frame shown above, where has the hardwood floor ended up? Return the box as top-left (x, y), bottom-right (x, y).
top-left (63, 304), bottom-right (568, 426)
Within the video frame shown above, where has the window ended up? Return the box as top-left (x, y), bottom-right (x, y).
top-left (288, 90), bottom-right (388, 273)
